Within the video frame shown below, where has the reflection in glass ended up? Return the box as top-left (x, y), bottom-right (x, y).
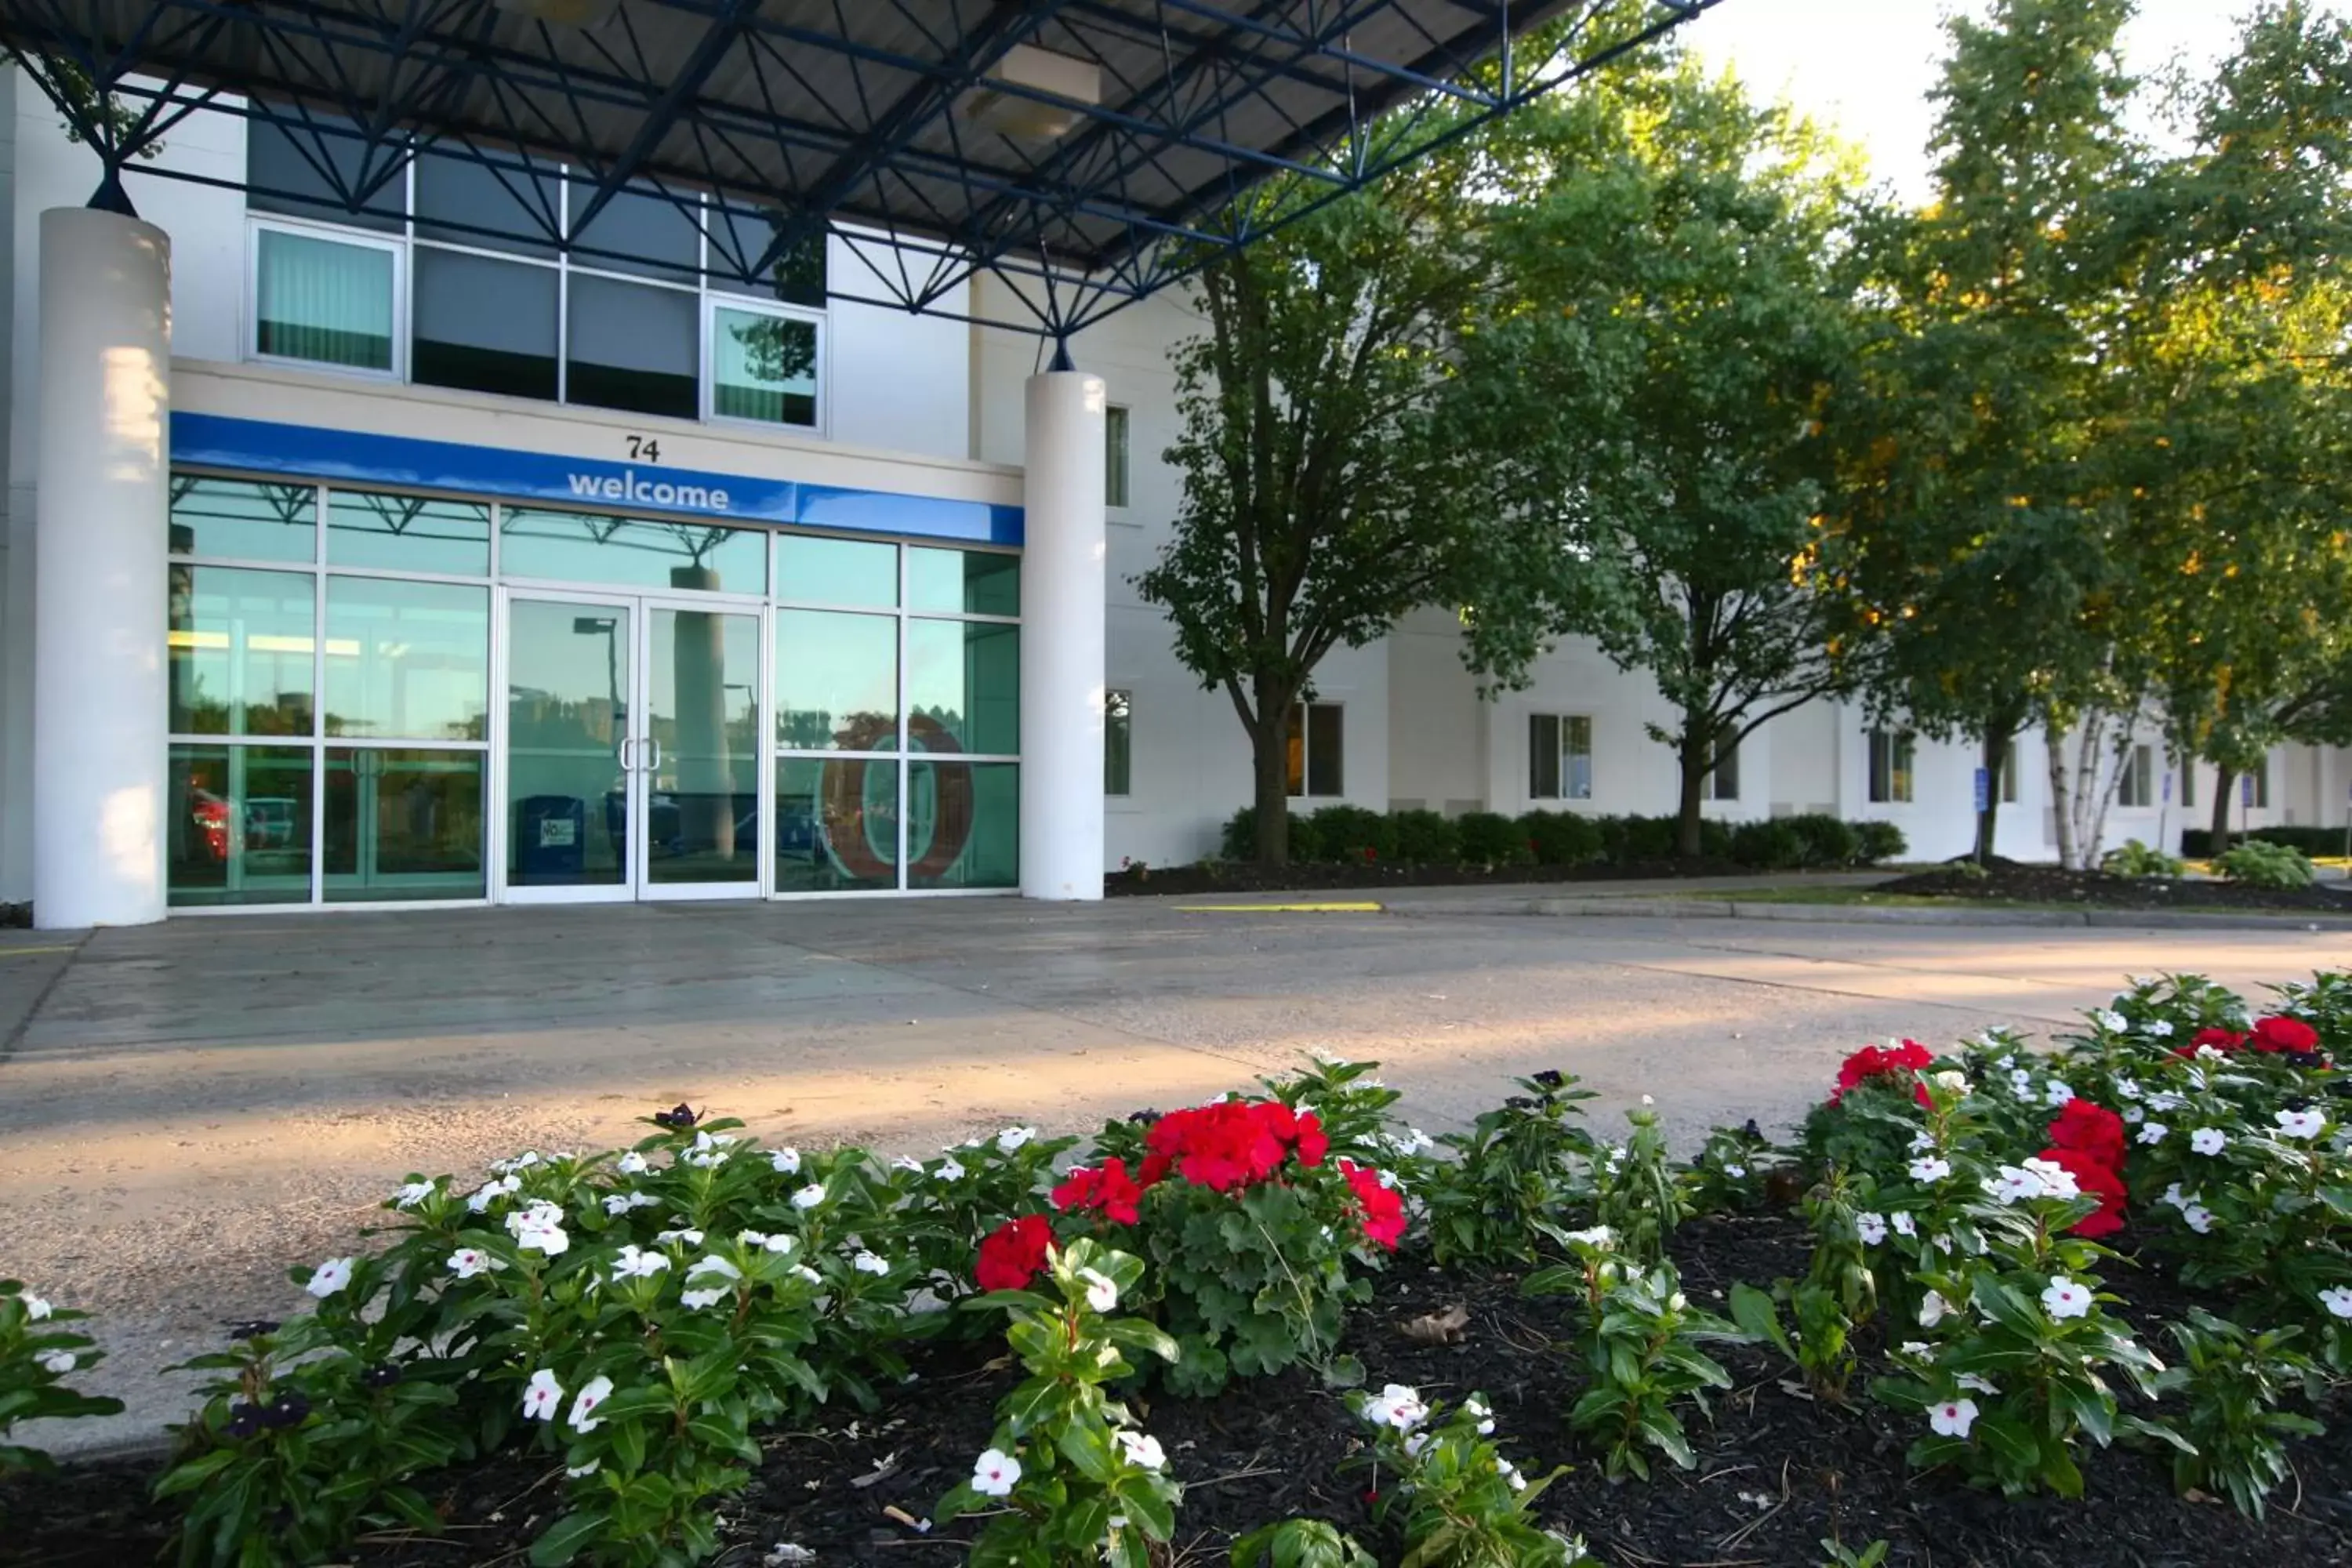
top-left (775, 610), bottom-right (898, 751)
top-left (169, 477), bottom-right (315, 562)
top-left (327, 491), bottom-right (492, 575)
top-left (256, 230), bottom-right (395, 370)
top-left (713, 308), bottom-right (817, 426)
top-left (908, 547), bottom-right (1019, 616)
top-left (908, 760), bottom-right (1017, 888)
top-left (501, 510), bottom-right (764, 593)
top-left (568, 274), bottom-right (697, 418)
top-left (505, 597), bottom-right (631, 887)
top-left (648, 608), bottom-right (760, 884)
top-left (906, 619), bottom-right (1018, 756)
top-left (776, 534), bottom-right (895, 608)
top-left (325, 577), bottom-right (489, 740)
top-left (169, 566), bottom-right (317, 736)
top-left (414, 151), bottom-right (561, 257)
top-left (325, 749), bottom-right (485, 902)
top-left (167, 743), bottom-right (314, 906)
top-left (413, 248), bottom-right (560, 402)
top-left (775, 757), bottom-right (897, 892)
top-left (568, 180), bottom-right (702, 281)
top-left (247, 114), bottom-right (403, 231)
top-left (707, 205), bottom-right (827, 306)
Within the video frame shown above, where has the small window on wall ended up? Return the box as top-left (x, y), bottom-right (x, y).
top-left (567, 274), bottom-right (698, 419)
top-left (1708, 735), bottom-right (1740, 801)
top-left (1105, 689), bottom-right (1132, 797)
top-left (712, 307), bottom-right (818, 428)
top-left (2180, 760), bottom-right (2195, 810)
top-left (1868, 729), bottom-right (1915, 804)
top-left (2116, 744), bottom-right (2155, 808)
top-left (253, 227), bottom-right (397, 372)
top-left (2000, 739), bottom-right (2020, 803)
top-left (1528, 714), bottom-right (1593, 800)
top-left (1287, 702), bottom-right (1344, 798)
top-left (1105, 405), bottom-right (1131, 508)
top-left (2252, 759), bottom-right (2271, 808)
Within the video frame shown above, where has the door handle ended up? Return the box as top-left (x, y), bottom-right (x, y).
top-left (617, 736), bottom-right (635, 772)
top-left (647, 739), bottom-right (662, 773)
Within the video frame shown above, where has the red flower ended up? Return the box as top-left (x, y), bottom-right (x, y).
top-left (2176, 1026), bottom-right (2247, 1057)
top-left (1363, 846), bottom-right (1377, 862)
top-left (2035, 1145), bottom-right (2127, 1239)
top-left (1828, 1040), bottom-right (1935, 1106)
top-left (2251, 1016), bottom-right (2318, 1054)
top-left (2046, 1098), bottom-right (2126, 1171)
top-left (1051, 1158), bottom-right (1143, 1225)
top-left (1338, 1157), bottom-right (1406, 1250)
top-left (1138, 1099), bottom-right (1323, 1192)
top-left (975, 1214), bottom-right (1053, 1291)
top-left (1294, 1112), bottom-right (1330, 1169)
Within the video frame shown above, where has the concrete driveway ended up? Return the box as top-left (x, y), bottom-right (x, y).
top-left (2, 893), bottom-right (2345, 1450)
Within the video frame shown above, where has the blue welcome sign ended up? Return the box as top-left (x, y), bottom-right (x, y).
top-left (169, 413), bottom-right (1023, 546)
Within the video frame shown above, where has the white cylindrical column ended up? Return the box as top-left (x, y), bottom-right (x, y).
top-left (1018, 368), bottom-right (1107, 900)
top-left (34, 207), bottom-right (172, 928)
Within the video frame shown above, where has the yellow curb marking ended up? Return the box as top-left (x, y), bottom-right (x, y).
top-left (1174, 902), bottom-right (1385, 913)
top-left (0, 944), bottom-right (76, 956)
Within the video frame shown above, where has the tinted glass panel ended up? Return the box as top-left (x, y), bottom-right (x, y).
top-left (1530, 714), bottom-right (1559, 798)
top-left (776, 535), bottom-right (895, 608)
top-left (1105, 690), bottom-right (1131, 796)
top-left (414, 150), bottom-right (561, 256)
top-left (776, 757), bottom-right (898, 892)
top-left (505, 597), bottom-right (631, 888)
top-left (256, 230), bottom-right (394, 370)
top-left (567, 274), bottom-right (698, 418)
top-left (168, 743), bottom-right (315, 906)
top-left (568, 180), bottom-right (700, 282)
top-left (324, 748), bottom-right (485, 902)
top-left (170, 566), bottom-right (316, 736)
top-left (708, 205), bottom-right (826, 307)
top-left (413, 248), bottom-right (559, 402)
top-left (775, 610), bottom-right (897, 751)
top-left (170, 477), bottom-right (314, 562)
top-left (908, 548), bottom-right (1019, 616)
top-left (1307, 703), bottom-right (1344, 797)
top-left (1564, 716), bottom-right (1593, 800)
top-left (1105, 405), bottom-right (1131, 507)
top-left (246, 113), bottom-right (403, 231)
top-left (713, 308), bottom-right (817, 426)
top-left (501, 510), bottom-right (764, 593)
top-left (908, 760), bottom-right (1017, 889)
top-left (326, 491), bottom-right (492, 575)
top-left (324, 577), bottom-right (489, 740)
top-left (648, 608), bottom-right (760, 885)
top-left (907, 619), bottom-right (1018, 757)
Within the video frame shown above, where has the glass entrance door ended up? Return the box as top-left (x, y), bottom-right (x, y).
top-left (500, 592), bottom-right (764, 902)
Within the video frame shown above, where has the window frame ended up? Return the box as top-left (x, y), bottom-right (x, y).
top-left (246, 216), bottom-right (408, 383)
top-left (702, 294), bottom-right (830, 437)
top-left (1286, 700), bottom-right (1345, 800)
top-left (1527, 712), bottom-right (1595, 802)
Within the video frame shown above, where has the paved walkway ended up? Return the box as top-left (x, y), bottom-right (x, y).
top-left (2, 892), bottom-right (2346, 1450)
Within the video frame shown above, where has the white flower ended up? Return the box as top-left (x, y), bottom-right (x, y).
top-left (2195, 1044), bottom-right (2226, 1063)
top-left (506, 1199), bottom-right (564, 1236)
top-left (604, 1191), bottom-right (659, 1216)
top-left (2276, 1108), bottom-right (2326, 1141)
top-left (21, 1294), bottom-right (51, 1321)
top-left (1957, 1374), bottom-right (1998, 1396)
top-left (996, 1126), bottom-right (1036, 1153)
top-left (1930, 1232), bottom-right (1953, 1254)
top-left (1499, 1459), bottom-right (1528, 1492)
top-left (1933, 1070), bottom-right (1972, 1094)
top-left (1909, 1130), bottom-right (1938, 1152)
top-left (2190, 1128), bottom-right (2227, 1156)
top-left (521, 1369), bottom-right (563, 1421)
top-left (2008, 1069), bottom-right (2034, 1098)
top-left (771, 1148), bottom-right (801, 1175)
top-left (568, 1375), bottom-right (614, 1432)
top-left (515, 1220), bottom-right (570, 1257)
top-left (681, 1287), bottom-right (730, 1310)
top-left (1465, 1395), bottom-right (1495, 1435)
top-left (2020, 1156), bottom-right (2079, 1200)
top-left (1918, 1291), bottom-right (1958, 1328)
top-left (853, 1250), bottom-right (891, 1277)
top-left (892, 1156), bottom-right (924, 1174)
top-left (467, 1174), bottom-right (521, 1212)
top-left (612, 1246), bottom-right (670, 1281)
top-left (763, 1233), bottom-right (798, 1254)
top-left (2097, 1011), bottom-right (2129, 1034)
top-left (1891, 1212), bottom-right (1917, 1238)
top-left (2181, 1203), bottom-right (2216, 1234)
top-left (1855, 1212), bottom-right (1888, 1246)
top-left (739, 1229), bottom-right (770, 1247)
top-left (2137, 1122), bottom-right (2169, 1145)
top-left (2114, 1077), bottom-right (2143, 1100)
top-left (687, 1255), bottom-right (742, 1283)
top-left (1722, 1163), bottom-right (1747, 1179)
top-left (448, 1247), bottom-right (499, 1279)
top-left (616, 1151), bottom-right (651, 1176)
top-left (1073, 1266), bottom-right (1121, 1312)
top-left (1928, 1397), bottom-right (1979, 1438)
top-left (2161, 1182), bottom-right (2192, 1210)
top-left (491, 1151), bottom-right (543, 1176)
top-left (793, 1265), bottom-right (822, 1286)
top-left (393, 1180), bottom-right (437, 1209)
top-left (1908, 1156), bottom-right (1952, 1183)
top-left (1987, 1166), bottom-right (2043, 1205)
top-left (937, 1156), bottom-right (966, 1181)
top-left (1363, 1382), bottom-right (1428, 1431)
top-left (2041, 1277), bottom-right (2092, 1320)
top-left (972, 1447), bottom-right (1022, 1497)
top-left (684, 1132), bottom-right (735, 1168)
top-left (1558, 1225), bottom-right (1615, 1250)
top-left (1115, 1431), bottom-right (1166, 1471)
top-left (1897, 1341), bottom-right (1931, 1359)
top-left (566, 1460), bottom-right (600, 1479)
top-left (791, 1183), bottom-right (827, 1210)
top-left (2122, 1106), bottom-right (2146, 1124)
top-left (306, 1257), bottom-right (355, 1299)
top-left (2044, 1080), bottom-right (2076, 1108)
top-left (2149, 1091), bottom-right (2186, 1113)
top-left (2318, 1287), bottom-right (2352, 1319)
top-left (2145, 1020), bottom-right (2174, 1038)
top-left (34, 1349), bottom-right (75, 1375)
top-left (655, 1228), bottom-right (705, 1247)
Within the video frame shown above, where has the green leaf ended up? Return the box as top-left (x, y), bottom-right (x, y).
top-left (1321, 1353), bottom-right (1367, 1390)
top-left (527, 1511), bottom-right (608, 1567)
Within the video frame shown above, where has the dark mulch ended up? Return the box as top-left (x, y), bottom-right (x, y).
top-left (9, 1216), bottom-right (2349, 1568)
top-left (1880, 862), bottom-right (2352, 913)
top-left (1106, 857), bottom-right (1757, 898)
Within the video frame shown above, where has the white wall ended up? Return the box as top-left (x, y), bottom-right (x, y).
top-left (824, 234), bottom-right (968, 462)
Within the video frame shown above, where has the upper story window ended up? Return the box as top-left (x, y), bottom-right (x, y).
top-left (244, 114), bottom-right (828, 434)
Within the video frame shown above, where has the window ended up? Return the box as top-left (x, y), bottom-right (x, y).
top-left (711, 307), bottom-right (818, 428)
top-left (568, 274), bottom-right (698, 419)
top-left (1999, 739), bottom-right (2020, 803)
top-left (1708, 735), bottom-right (1740, 801)
top-left (1105, 405), bottom-right (1131, 508)
top-left (1287, 702), bottom-right (1345, 797)
top-left (2251, 759), bottom-right (2271, 809)
top-left (253, 227), bottom-right (397, 372)
top-left (1105, 689), bottom-right (1132, 797)
top-left (2180, 760), bottom-right (2194, 810)
top-left (1528, 714), bottom-right (1594, 800)
top-left (412, 248), bottom-right (557, 401)
top-left (2116, 744), bottom-right (2155, 808)
top-left (1868, 729), bottom-right (1915, 804)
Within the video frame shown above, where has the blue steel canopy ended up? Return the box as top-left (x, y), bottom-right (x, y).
top-left (0, 1), bottom-right (1719, 336)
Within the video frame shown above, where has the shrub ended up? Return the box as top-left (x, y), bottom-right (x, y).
top-left (1730, 818), bottom-right (1806, 871)
top-left (2103, 839), bottom-right (2186, 878)
top-left (1221, 806), bottom-right (1322, 864)
top-left (1853, 820), bottom-right (1907, 864)
top-left (1231, 1519), bottom-right (1379, 1568)
top-left (2158, 1309), bottom-right (2325, 1519)
top-left (1784, 813), bottom-right (1864, 868)
top-left (1391, 808), bottom-right (1459, 866)
top-left (1595, 814), bottom-right (1679, 862)
top-left (2217, 840), bottom-right (2314, 888)
top-left (1519, 809), bottom-right (1603, 867)
top-left (1, 1283), bottom-right (122, 1479)
top-left (1308, 804), bottom-right (1395, 865)
top-left (1455, 811), bottom-right (1531, 866)
top-left (2183, 826), bottom-right (2346, 858)
top-left (1421, 1072), bottom-right (1600, 1269)
top-left (1349, 1387), bottom-right (1584, 1566)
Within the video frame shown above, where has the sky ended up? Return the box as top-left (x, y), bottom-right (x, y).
top-left (1676, 0), bottom-right (2271, 201)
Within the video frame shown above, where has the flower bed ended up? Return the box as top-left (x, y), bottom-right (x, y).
top-left (5, 981), bottom-right (2352, 1568)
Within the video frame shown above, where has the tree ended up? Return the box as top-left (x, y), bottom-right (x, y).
top-left (1461, 59), bottom-right (1866, 856)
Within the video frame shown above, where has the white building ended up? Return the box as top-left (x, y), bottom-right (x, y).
top-left (0, 76), bottom-right (2342, 923)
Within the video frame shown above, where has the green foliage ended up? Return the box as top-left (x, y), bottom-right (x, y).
top-left (2100, 839), bottom-right (2185, 878)
top-left (1852, 821), bottom-right (1907, 864)
top-left (1232, 1519), bottom-right (1378, 1568)
top-left (1421, 1073), bottom-right (1599, 1269)
top-left (1592, 1100), bottom-right (1689, 1267)
top-left (1224, 806), bottom-right (1324, 865)
top-left (1454, 812), bottom-right (1532, 866)
top-left (1817, 1540), bottom-right (1890, 1568)
top-left (1684, 1120), bottom-right (1787, 1215)
top-left (2158, 1309), bottom-right (2326, 1519)
top-left (1784, 813), bottom-right (1866, 868)
top-left (935, 1240), bottom-right (1182, 1568)
top-left (1308, 805), bottom-right (1396, 864)
top-left (1729, 819), bottom-right (1806, 872)
top-left (1392, 809), bottom-right (1462, 865)
top-left (2216, 840), bottom-right (2315, 888)
top-left (0, 1282), bottom-right (123, 1482)
top-left (2183, 825), bottom-right (2350, 858)
top-left (1518, 810), bottom-right (1603, 867)
top-left (1349, 1390), bottom-right (1582, 1568)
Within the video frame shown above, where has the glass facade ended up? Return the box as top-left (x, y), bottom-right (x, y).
top-left (165, 473), bottom-right (1020, 907)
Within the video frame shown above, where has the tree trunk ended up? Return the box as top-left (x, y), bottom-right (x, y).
top-left (1675, 719), bottom-right (1711, 859)
top-left (2209, 767), bottom-right (2237, 858)
top-left (2045, 717), bottom-right (2077, 870)
top-left (1975, 725), bottom-right (2009, 866)
top-left (1250, 701), bottom-right (1294, 867)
